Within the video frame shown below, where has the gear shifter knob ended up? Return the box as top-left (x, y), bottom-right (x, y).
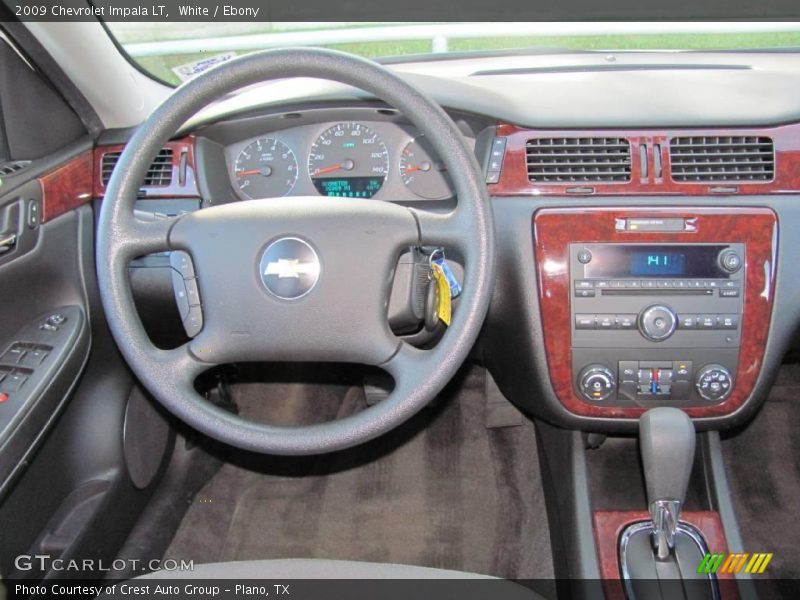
top-left (639, 407), bottom-right (695, 560)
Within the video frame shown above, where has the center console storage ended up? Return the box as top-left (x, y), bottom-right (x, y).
top-left (533, 207), bottom-right (777, 418)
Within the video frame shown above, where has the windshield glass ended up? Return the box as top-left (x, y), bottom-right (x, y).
top-left (105, 22), bottom-right (800, 86)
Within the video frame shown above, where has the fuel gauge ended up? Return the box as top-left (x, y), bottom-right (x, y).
top-left (399, 135), bottom-right (454, 200)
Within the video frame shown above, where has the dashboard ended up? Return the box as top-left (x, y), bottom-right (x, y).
top-left (74, 67), bottom-right (800, 434)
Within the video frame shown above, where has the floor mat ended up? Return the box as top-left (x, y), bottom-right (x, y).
top-left (723, 363), bottom-right (800, 580)
top-left (164, 366), bottom-right (553, 579)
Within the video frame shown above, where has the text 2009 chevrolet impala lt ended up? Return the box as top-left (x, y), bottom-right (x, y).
top-left (0, 14), bottom-right (799, 600)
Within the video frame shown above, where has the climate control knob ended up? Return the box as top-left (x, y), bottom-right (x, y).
top-left (638, 304), bottom-right (678, 342)
top-left (578, 364), bottom-right (616, 402)
top-left (695, 364), bottom-right (733, 402)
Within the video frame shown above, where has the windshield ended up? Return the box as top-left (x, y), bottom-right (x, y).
top-left (105, 22), bottom-right (800, 86)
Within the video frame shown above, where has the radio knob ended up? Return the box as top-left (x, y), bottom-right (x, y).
top-left (695, 364), bottom-right (733, 401)
top-left (638, 304), bottom-right (678, 342)
top-left (718, 249), bottom-right (743, 274)
top-left (577, 364), bottom-right (616, 402)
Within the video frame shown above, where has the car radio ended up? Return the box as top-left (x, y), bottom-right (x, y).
top-left (569, 242), bottom-right (744, 407)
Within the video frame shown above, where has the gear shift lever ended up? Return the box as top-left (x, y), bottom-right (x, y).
top-left (639, 407), bottom-right (695, 560)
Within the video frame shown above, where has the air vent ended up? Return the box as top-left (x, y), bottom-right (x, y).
top-left (102, 148), bottom-right (174, 186)
top-left (670, 136), bottom-right (774, 183)
top-left (0, 160), bottom-right (31, 177)
top-left (526, 137), bottom-right (632, 183)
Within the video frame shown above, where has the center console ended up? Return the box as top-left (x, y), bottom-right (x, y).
top-left (533, 206), bottom-right (777, 418)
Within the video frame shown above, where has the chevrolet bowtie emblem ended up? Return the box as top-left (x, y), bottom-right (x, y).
top-left (258, 238), bottom-right (321, 300)
top-left (264, 258), bottom-right (320, 279)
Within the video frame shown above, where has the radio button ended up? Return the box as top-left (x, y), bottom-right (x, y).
top-left (718, 314), bottom-right (739, 329)
top-left (673, 280), bottom-right (688, 288)
top-left (641, 280), bottom-right (657, 288)
top-left (575, 289), bottom-right (596, 298)
top-left (617, 314), bottom-right (636, 329)
top-left (596, 314), bottom-right (617, 329)
top-left (577, 249), bottom-right (592, 264)
top-left (698, 315), bottom-right (717, 328)
top-left (625, 280), bottom-right (641, 288)
top-left (595, 280), bottom-right (611, 288)
top-left (610, 280), bottom-right (625, 288)
top-left (575, 314), bottom-right (596, 329)
top-left (678, 314), bottom-right (698, 329)
top-left (575, 280), bottom-right (594, 289)
top-left (720, 288), bottom-right (740, 298)
top-left (657, 280), bottom-right (673, 288)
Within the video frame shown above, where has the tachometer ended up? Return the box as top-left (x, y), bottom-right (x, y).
top-left (399, 135), bottom-right (454, 200)
top-left (308, 123), bottom-right (389, 198)
top-left (234, 138), bottom-right (297, 199)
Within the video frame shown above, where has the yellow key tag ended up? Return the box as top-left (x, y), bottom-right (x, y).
top-left (430, 263), bottom-right (452, 326)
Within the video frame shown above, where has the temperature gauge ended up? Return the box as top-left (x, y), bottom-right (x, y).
top-left (399, 135), bottom-right (453, 200)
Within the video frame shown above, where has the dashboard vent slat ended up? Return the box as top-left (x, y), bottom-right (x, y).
top-left (525, 137), bottom-right (632, 183)
top-left (102, 148), bottom-right (174, 187)
top-left (0, 160), bottom-right (31, 177)
top-left (669, 136), bottom-right (774, 183)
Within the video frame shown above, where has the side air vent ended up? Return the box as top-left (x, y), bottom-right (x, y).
top-left (102, 148), bottom-right (174, 186)
top-left (670, 136), bottom-right (774, 183)
top-left (526, 137), bottom-right (632, 183)
top-left (0, 160), bottom-right (31, 177)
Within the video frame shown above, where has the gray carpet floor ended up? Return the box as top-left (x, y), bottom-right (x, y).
top-left (164, 365), bottom-right (554, 579)
top-left (723, 363), bottom-right (800, 580)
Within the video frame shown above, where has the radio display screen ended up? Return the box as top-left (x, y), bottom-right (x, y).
top-left (583, 245), bottom-right (729, 278)
top-left (630, 251), bottom-right (687, 276)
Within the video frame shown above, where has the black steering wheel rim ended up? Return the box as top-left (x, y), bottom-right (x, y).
top-left (96, 48), bottom-right (495, 456)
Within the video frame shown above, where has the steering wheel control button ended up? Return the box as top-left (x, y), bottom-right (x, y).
top-left (259, 237), bottom-right (321, 300)
top-left (695, 364), bottom-right (733, 402)
top-left (170, 250), bottom-right (196, 278)
top-left (184, 306), bottom-right (204, 338)
top-left (577, 365), bottom-right (616, 402)
top-left (638, 304), bottom-right (678, 342)
top-left (718, 248), bottom-right (743, 273)
top-left (171, 271), bottom-right (191, 321)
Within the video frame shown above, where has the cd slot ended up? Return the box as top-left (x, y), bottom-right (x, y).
top-left (601, 289), bottom-right (714, 296)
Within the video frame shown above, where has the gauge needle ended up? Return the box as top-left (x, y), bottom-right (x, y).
top-left (236, 169), bottom-right (261, 177)
top-left (314, 159), bottom-right (355, 176)
top-left (404, 161), bottom-right (432, 174)
top-left (314, 164), bottom-right (343, 176)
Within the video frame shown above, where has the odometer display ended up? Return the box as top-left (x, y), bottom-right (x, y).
top-left (308, 123), bottom-right (389, 198)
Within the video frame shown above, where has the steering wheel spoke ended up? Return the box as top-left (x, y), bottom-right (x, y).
top-left (116, 215), bottom-right (175, 260)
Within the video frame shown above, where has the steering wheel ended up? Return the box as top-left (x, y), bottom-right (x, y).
top-left (97, 49), bottom-right (495, 455)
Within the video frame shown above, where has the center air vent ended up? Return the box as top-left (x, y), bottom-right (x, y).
top-left (526, 137), bottom-right (632, 183)
top-left (102, 148), bottom-right (174, 187)
top-left (670, 136), bottom-right (774, 183)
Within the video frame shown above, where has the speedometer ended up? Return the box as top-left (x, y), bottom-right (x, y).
top-left (234, 138), bottom-right (298, 199)
top-left (308, 123), bottom-right (389, 198)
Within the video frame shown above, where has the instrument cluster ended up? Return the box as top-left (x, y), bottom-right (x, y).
top-left (226, 120), bottom-right (456, 202)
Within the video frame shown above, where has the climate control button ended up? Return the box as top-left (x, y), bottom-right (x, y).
top-left (638, 304), bottom-right (678, 342)
top-left (577, 364), bottom-right (616, 402)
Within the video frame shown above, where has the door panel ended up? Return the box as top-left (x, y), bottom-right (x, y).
top-left (0, 163), bottom-right (92, 496)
